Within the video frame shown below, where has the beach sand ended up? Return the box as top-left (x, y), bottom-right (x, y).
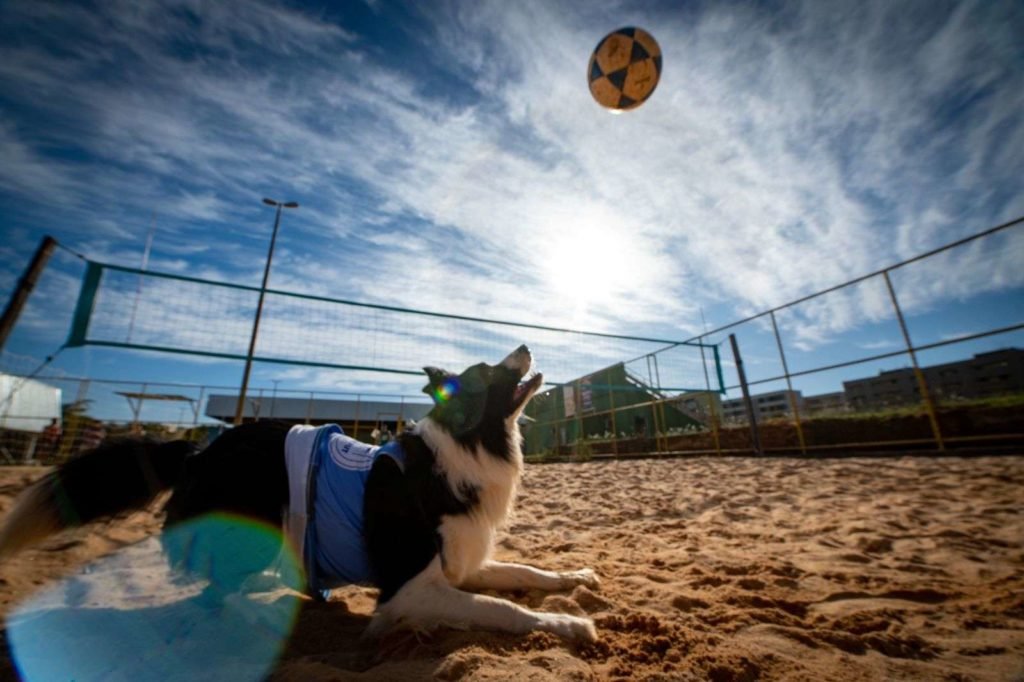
top-left (0, 455), bottom-right (1022, 680)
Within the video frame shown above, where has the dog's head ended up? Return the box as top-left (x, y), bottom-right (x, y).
top-left (421, 344), bottom-right (544, 459)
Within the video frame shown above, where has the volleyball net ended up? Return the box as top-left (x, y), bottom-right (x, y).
top-left (65, 261), bottom-right (722, 396)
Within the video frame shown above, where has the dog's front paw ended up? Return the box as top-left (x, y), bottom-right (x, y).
top-left (561, 568), bottom-right (600, 590)
top-left (538, 613), bottom-right (598, 642)
top-left (364, 611), bottom-right (401, 640)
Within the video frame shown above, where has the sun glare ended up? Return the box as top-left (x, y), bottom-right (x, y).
top-left (541, 221), bottom-right (636, 315)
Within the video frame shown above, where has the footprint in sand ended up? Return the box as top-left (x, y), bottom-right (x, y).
top-left (737, 578), bottom-right (766, 591)
top-left (856, 537), bottom-right (893, 554)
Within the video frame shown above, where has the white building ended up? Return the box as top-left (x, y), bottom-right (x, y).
top-left (0, 374), bottom-right (61, 432)
top-left (721, 389), bottom-right (802, 423)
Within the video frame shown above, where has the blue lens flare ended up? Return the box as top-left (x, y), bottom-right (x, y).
top-left (433, 377), bottom-right (460, 404)
top-left (8, 513), bottom-right (304, 682)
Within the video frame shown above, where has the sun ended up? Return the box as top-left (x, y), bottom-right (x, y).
top-left (540, 220), bottom-right (635, 315)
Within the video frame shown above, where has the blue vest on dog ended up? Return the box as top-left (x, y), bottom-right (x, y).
top-left (286, 424), bottom-right (405, 595)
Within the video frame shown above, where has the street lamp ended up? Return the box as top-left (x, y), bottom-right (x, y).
top-left (234, 198), bottom-right (299, 425)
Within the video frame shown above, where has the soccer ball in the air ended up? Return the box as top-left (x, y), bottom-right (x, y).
top-left (587, 27), bottom-right (662, 111)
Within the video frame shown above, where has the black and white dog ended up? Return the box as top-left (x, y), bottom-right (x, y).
top-left (0, 345), bottom-right (598, 641)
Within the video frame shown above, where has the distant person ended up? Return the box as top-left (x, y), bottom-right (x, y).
top-left (38, 419), bottom-right (62, 461)
top-left (633, 416), bottom-right (647, 437)
top-left (380, 426), bottom-right (392, 445)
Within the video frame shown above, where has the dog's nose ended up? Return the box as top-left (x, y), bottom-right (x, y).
top-left (502, 345), bottom-right (533, 372)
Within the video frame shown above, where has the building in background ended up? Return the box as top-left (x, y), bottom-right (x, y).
top-left (723, 348), bottom-right (1024, 417)
top-left (721, 389), bottom-right (803, 423)
top-left (802, 391), bottom-right (848, 415)
top-left (843, 348), bottom-right (1023, 410)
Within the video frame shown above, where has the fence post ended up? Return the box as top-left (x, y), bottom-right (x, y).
top-left (134, 382), bottom-right (148, 432)
top-left (770, 311), bottom-right (807, 455)
top-left (657, 399), bottom-right (668, 454)
top-left (607, 377), bottom-right (618, 456)
top-left (698, 339), bottom-right (723, 456)
top-left (193, 386), bottom-right (205, 425)
top-left (652, 353), bottom-right (668, 454)
top-left (0, 236), bottom-right (57, 354)
top-left (354, 394), bottom-right (362, 440)
top-left (574, 379), bottom-right (584, 458)
top-left (60, 379), bottom-right (90, 460)
top-left (729, 334), bottom-right (763, 455)
top-left (882, 271), bottom-right (945, 452)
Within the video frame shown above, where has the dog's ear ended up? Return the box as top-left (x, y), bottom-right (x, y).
top-left (422, 366), bottom-right (447, 398)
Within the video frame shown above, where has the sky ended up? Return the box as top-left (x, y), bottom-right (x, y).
top-left (1, 0), bottom-right (1022, 424)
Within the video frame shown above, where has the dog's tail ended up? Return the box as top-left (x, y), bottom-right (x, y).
top-left (0, 438), bottom-right (197, 560)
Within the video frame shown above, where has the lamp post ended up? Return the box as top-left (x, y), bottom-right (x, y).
top-left (234, 198), bottom-right (298, 425)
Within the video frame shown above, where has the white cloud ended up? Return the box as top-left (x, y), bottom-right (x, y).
top-left (0, 119), bottom-right (82, 202)
top-left (858, 339), bottom-right (901, 351)
top-left (171, 191), bottom-right (233, 222)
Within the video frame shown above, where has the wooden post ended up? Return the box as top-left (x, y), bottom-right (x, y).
top-left (729, 334), bottom-right (763, 455)
top-left (0, 236), bottom-right (57, 353)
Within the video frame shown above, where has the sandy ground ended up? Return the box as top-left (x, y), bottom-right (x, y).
top-left (0, 455), bottom-right (1022, 681)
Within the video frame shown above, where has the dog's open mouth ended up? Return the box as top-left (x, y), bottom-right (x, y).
top-left (512, 372), bottom-right (544, 411)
